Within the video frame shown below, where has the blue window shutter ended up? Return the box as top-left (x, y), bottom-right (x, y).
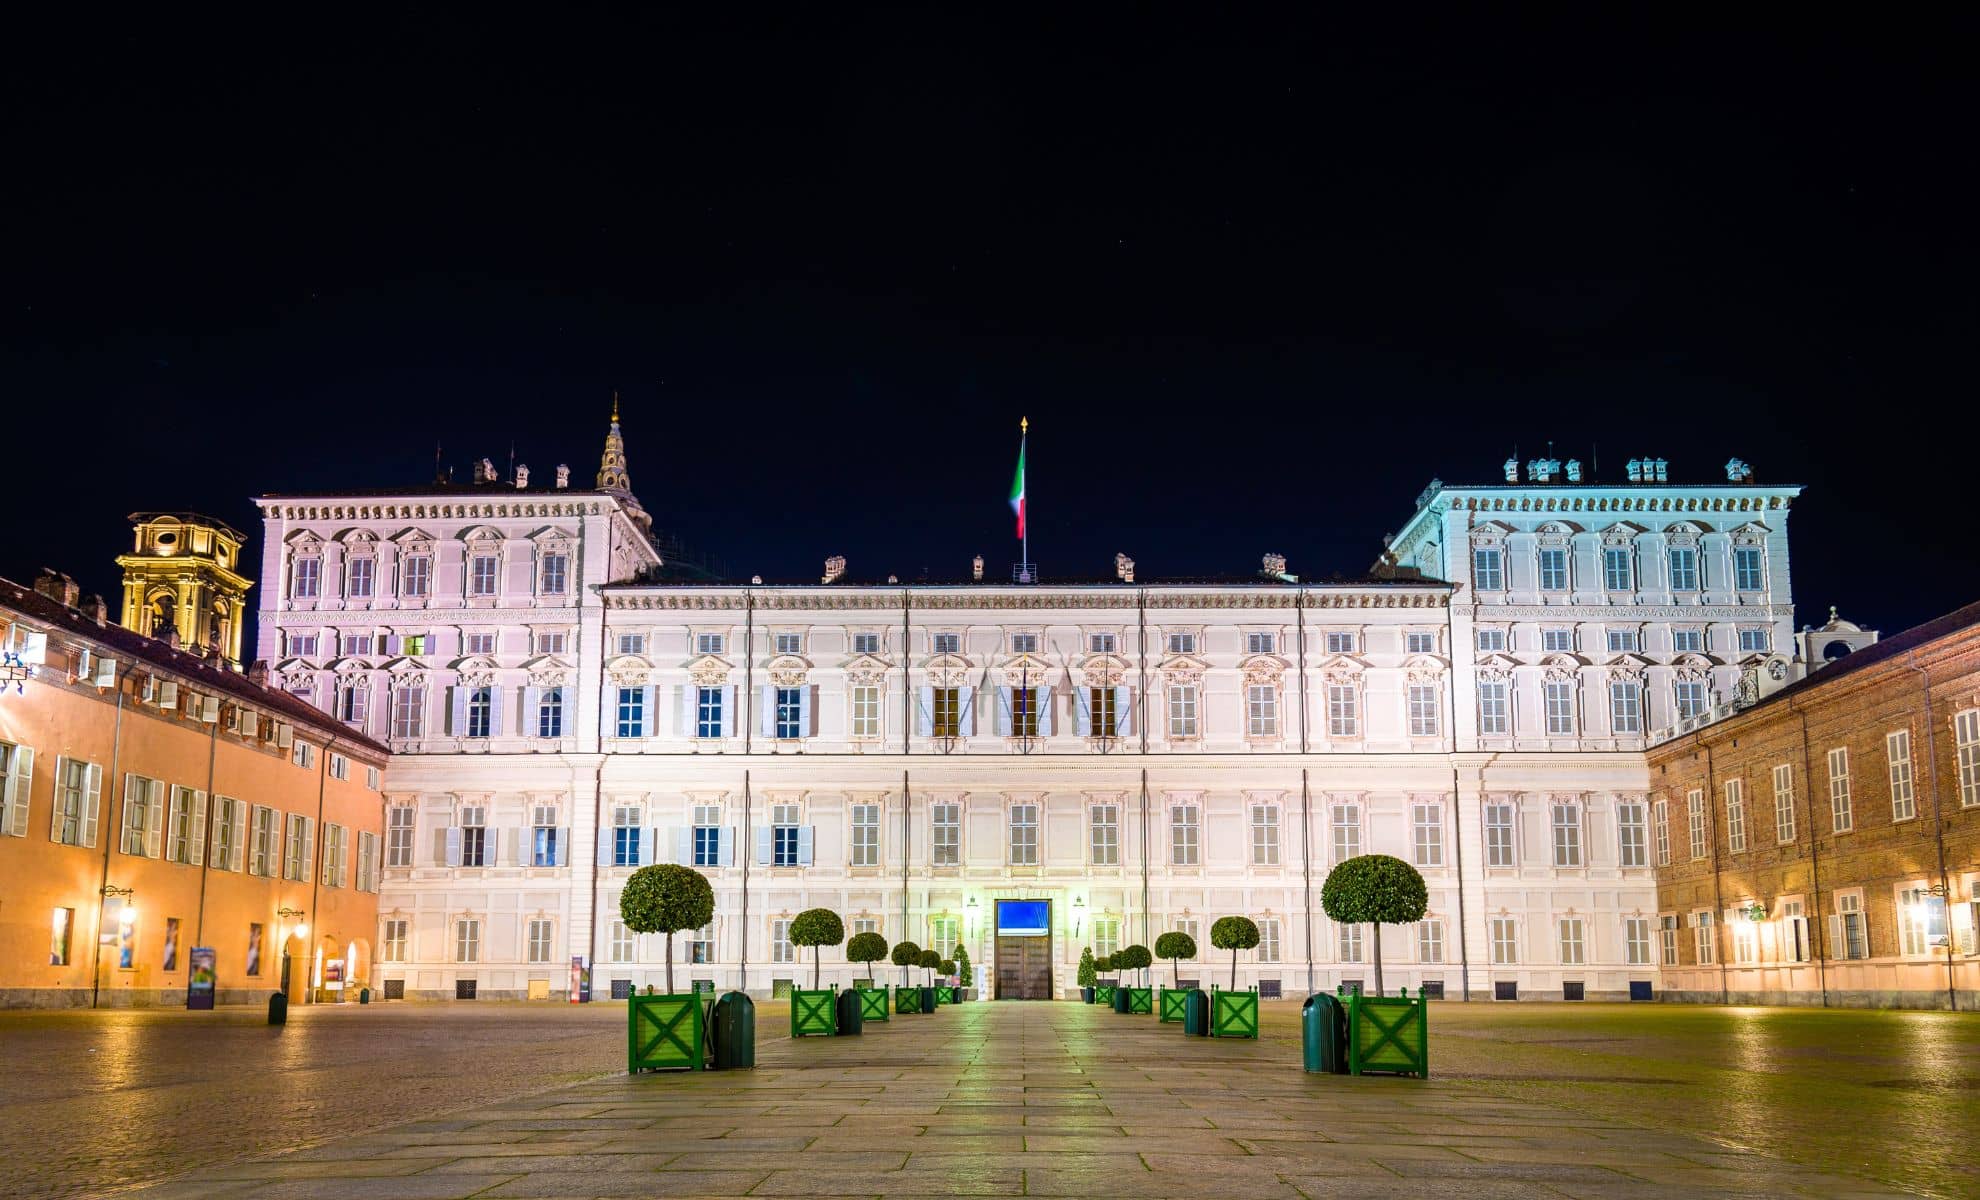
top-left (555, 828), bottom-right (569, 867)
top-left (676, 685), bottom-right (693, 737)
top-left (718, 826), bottom-right (734, 866)
top-left (672, 827), bottom-right (690, 865)
top-left (959, 686), bottom-right (976, 736)
top-left (596, 825), bottom-right (614, 867)
top-left (755, 826), bottom-right (772, 865)
top-left (797, 825), bottom-right (814, 866)
top-left (1074, 688), bottom-right (1092, 736)
top-left (444, 826), bottom-right (462, 867)
top-left (995, 687), bottom-right (1013, 735)
top-left (760, 685), bottom-right (777, 737)
top-left (915, 687), bottom-right (934, 737)
top-left (1037, 687), bottom-right (1053, 736)
top-left (799, 686), bottom-right (814, 736)
top-left (721, 685), bottom-right (737, 737)
top-left (522, 686), bottom-right (540, 735)
top-left (1114, 685), bottom-right (1132, 736)
top-left (449, 686), bottom-right (469, 736)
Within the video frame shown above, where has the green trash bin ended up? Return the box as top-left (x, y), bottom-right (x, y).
top-left (709, 991), bottom-right (756, 1069)
top-left (1183, 988), bottom-right (1210, 1037)
top-left (1302, 993), bottom-right (1347, 1073)
top-left (1112, 985), bottom-right (1130, 1013)
top-left (357, 987), bottom-right (370, 1005)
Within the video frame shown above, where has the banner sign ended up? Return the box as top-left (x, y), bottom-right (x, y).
top-left (187, 947), bottom-right (217, 1010)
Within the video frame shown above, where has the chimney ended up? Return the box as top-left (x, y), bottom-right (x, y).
top-left (1565, 459), bottom-right (1582, 483)
top-left (822, 555), bottom-right (846, 585)
top-left (1725, 457), bottom-right (1753, 483)
top-left (555, 464), bottom-right (570, 489)
top-left (33, 569), bottom-right (80, 607)
top-left (1262, 552), bottom-right (1287, 577)
top-left (248, 659), bottom-right (270, 686)
top-left (1503, 457), bottom-right (1519, 483)
top-left (1114, 552), bottom-right (1135, 583)
top-left (971, 555), bottom-right (983, 582)
top-left (79, 594), bottom-right (107, 624)
top-left (515, 464), bottom-right (530, 488)
top-left (1626, 458), bottom-right (1643, 482)
top-left (1654, 458), bottom-right (1669, 483)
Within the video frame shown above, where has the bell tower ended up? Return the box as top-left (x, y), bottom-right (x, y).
top-left (116, 512), bottom-right (254, 668)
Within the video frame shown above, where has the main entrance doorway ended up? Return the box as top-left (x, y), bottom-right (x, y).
top-left (993, 899), bottom-right (1053, 1000)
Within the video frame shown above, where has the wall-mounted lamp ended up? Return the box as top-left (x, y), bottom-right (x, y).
top-left (277, 906), bottom-right (308, 938)
top-left (1072, 896), bottom-right (1085, 938)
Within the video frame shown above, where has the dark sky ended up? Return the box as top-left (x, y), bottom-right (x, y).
top-left (5, 10), bottom-right (1975, 639)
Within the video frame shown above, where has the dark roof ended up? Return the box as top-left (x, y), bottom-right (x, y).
top-left (0, 577), bottom-right (389, 758)
top-left (1741, 599), bottom-right (1980, 715)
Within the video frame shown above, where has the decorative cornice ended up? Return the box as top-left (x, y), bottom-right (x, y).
top-left (1478, 604), bottom-right (1791, 621)
top-left (258, 499), bottom-right (614, 522)
top-left (1448, 492), bottom-right (1794, 514)
top-left (601, 589), bottom-right (1449, 612)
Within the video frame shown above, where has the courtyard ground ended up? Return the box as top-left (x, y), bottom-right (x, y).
top-left (2, 998), bottom-right (1971, 1199)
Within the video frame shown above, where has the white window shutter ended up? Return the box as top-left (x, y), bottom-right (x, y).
top-left (995, 687), bottom-right (1013, 735)
top-left (959, 686), bottom-right (976, 736)
top-left (449, 686), bottom-right (469, 737)
top-left (5, 746), bottom-right (33, 837)
top-left (444, 826), bottom-right (463, 867)
top-left (555, 829), bottom-right (570, 867)
top-left (673, 827), bottom-right (691, 865)
top-left (1825, 915), bottom-right (1843, 958)
top-left (144, 782), bottom-right (164, 858)
top-left (1114, 685), bottom-right (1132, 736)
top-left (639, 685), bottom-right (655, 737)
top-left (277, 722), bottom-right (293, 749)
top-left (301, 817), bottom-right (315, 878)
top-left (231, 804), bottom-right (246, 871)
top-left (189, 790), bottom-right (207, 865)
top-left (159, 680), bottom-right (179, 709)
top-left (596, 824), bottom-right (614, 867)
top-left (760, 685), bottom-right (777, 737)
top-left (201, 694), bottom-right (220, 723)
top-left (797, 825), bottom-right (815, 866)
top-left (1074, 689), bottom-right (1092, 737)
top-left (93, 656), bottom-right (117, 687)
top-left (676, 685), bottom-right (694, 737)
top-left (647, 826), bottom-right (663, 865)
top-left (487, 686), bottom-right (504, 738)
top-left (915, 687), bottom-right (934, 737)
top-left (1036, 687), bottom-right (1053, 736)
top-left (719, 826), bottom-right (735, 866)
top-left (19, 631), bottom-right (46, 664)
top-left (755, 825), bottom-right (772, 865)
top-left (721, 685), bottom-right (737, 736)
top-left (800, 686), bottom-right (815, 736)
top-left (522, 686), bottom-right (540, 734)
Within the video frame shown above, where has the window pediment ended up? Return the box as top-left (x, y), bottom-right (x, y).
top-left (767, 654), bottom-right (811, 687)
top-left (686, 654), bottom-right (732, 686)
top-left (452, 653), bottom-right (499, 673)
top-left (521, 653), bottom-right (574, 673)
top-left (1158, 652), bottom-right (1209, 681)
top-left (383, 656), bottom-right (427, 674)
top-left (606, 653), bottom-right (653, 686)
top-left (843, 653), bottom-right (891, 685)
top-left (1606, 653), bottom-right (1654, 677)
top-left (1600, 521), bottom-right (1647, 544)
top-left (1475, 652), bottom-right (1519, 677)
top-left (924, 652), bottom-right (972, 687)
top-left (998, 651), bottom-right (1054, 681)
top-left (527, 525), bottom-right (578, 546)
top-left (333, 528), bottom-right (379, 546)
top-left (1730, 521), bottom-right (1771, 546)
top-left (1079, 653), bottom-right (1129, 686)
top-left (389, 527), bottom-right (437, 549)
top-left (1663, 521), bottom-right (1708, 542)
top-left (1469, 520), bottom-right (1515, 544)
top-left (1315, 653), bottom-right (1369, 675)
top-left (1240, 654), bottom-right (1288, 684)
top-left (458, 524), bottom-right (505, 544)
top-left (327, 657), bottom-right (376, 675)
top-left (1540, 652), bottom-right (1590, 671)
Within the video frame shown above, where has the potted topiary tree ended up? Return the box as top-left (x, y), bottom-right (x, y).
top-left (1093, 955), bottom-right (1117, 1009)
top-left (890, 941), bottom-right (922, 1013)
top-left (1208, 916), bottom-right (1261, 1039)
top-left (1077, 947), bottom-right (1097, 1003)
top-left (1115, 944), bottom-right (1154, 1013)
top-left (787, 908), bottom-right (844, 1037)
top-left (1321, 853), bottom-right (1428, 998)
top-left (620, 864), bottom-right (715, 1071)
top-left (917, 948), bottom-right (942, 1013)
top-left (846, 931), bottom-right (891, 1022)
top-left (954, 943), bottom-right (973, 1000)
top-left (1155, 930), bottom-right (1198, 1022)
top-left (938, 959), bottom-right (958, 1005)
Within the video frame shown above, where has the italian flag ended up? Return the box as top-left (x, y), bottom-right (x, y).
top-left (1008, 430), bottom-right (1026, 538)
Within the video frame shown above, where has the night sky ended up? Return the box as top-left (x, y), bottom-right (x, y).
top-left (5, 11), bottom-right (1975, 641)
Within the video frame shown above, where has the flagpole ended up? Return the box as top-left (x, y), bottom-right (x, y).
top-left (1020, 416), bottom-right (1029, 575)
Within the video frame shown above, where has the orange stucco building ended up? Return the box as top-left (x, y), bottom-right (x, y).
top-left (1, 571), bottom-right (388, 1007)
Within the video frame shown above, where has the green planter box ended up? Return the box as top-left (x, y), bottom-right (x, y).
top-left (791, 988), bottom-right (836, 1038)
top-left (1158, 987), bottom-right (1189, 1023)
top-left (894, 985), bottom-right (922, 1014)
top-left (628, 992), bottom-right (704, 1072)
top-left (1346, 989), bottom-right (1428, 1077)
top-left (859, 986), bottom-right (890, 1022)
top-left (1125, 987), bottom-right (1153, 1014)
top-left (1210, 988), bottom-right (1259, 1039)
top-left (1093, 984), bottom-right (1116, 1007)
top-left (936, 986), bottom-right (956, 1005)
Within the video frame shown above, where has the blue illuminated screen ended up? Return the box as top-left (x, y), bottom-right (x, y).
top-left (996, 900), bottom-right (1049, 936)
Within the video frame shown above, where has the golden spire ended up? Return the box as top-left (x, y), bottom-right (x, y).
top-left (611, 390), bottom-right (620, 424)
top-left (1021, 415), bottom-right (1028, 433)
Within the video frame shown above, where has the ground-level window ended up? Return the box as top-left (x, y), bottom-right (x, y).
top-left (1490, 918), bottom-right (1518, 965)
top-left (527, 919), bottom-right (554, 963)
top-left (456, 918), bottom-right (480, 963)
top-left (1624, 917), bottom-right (1651, 966)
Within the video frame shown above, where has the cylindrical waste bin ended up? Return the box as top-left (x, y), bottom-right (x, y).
top-left (709, 991), bottom-right (756, 1069)
top-left (358, 987), bottom-right (371, 1005)
top-left (1081, 986), bottom-right (1095, 1004)
top-left (1302, 993), bottom-right (1347, 1073)
top-left (1183, 988), bottom-right (1210, 1036)
top-left (920, 986), bottom-right (937, 1013)
top-left (267, 991), bottom-right (288, 1025)
top-left (834, 987), bottom-right (864, 1036)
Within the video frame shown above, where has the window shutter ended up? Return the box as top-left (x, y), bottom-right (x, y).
top-left (522, 686), bottom-right (540, 735)
top-left (596, 824), bottom-right (614, 867)
top-left (801, 686), bottom-right (815, 736)
top-left (721, 685), bottom-right (737, 736)
top-left (755, 825), bottom-right (772, 865)
top-left (444, 826), bottom-right (463, 867)
top-left (760, 685), bottom-right (777, 737)
top-left (676, 685), bottom-right (694, 737)
top-left (339, 828), bottom-right (351, 886)
top-left (201, 694), bottom-right (220, 723)
top-left (144, 782), bottom-right (164, 858)
top-left (719, 826), bottom-right (735, 866)
top-left (1074, 689), bottom-right (1092, 736)
top-left (647, 826), bottom-right (663, 866)
top-left (1114, 685), bottom-right (1132, 736)
top-left (231, 804), bottom-right (246, 871)
top-left (1036, 687), bottom-right (1053, 736)
top-left (637, 685), bottom-right (654, 737)
top-left (449, 686), bottom-right (469, 737)
top-left (5, 746), bottom-right (33, 836)
top-left (555, 828), bottom-right (570, 867)
top-left (797, 825), bottom-right (815, 866)
top-left (487, 686), bottom-right (504, 738)
top-left (79, 764), bottom-right (101, 846)
top-left (1825, 914), bottom-right (1842, 960)
top-left (159, 680), bottom-right (179, 709)
top-left (301, 817), bottom-right (315, 879)
top-left (995, 687), bottom-right (1013, 735)
top-left (915, 687), bottom-right (934, 737)
top-left (276, 722), bottom-right (293, 749)
top-left (19, 631), bottom-right (46, 664)
top-left (672, 826), bottom-right (691, 865)
top-left (959, 686), bottom-right (976, 736)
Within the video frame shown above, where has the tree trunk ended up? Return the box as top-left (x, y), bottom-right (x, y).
top-left (1371, 924), bottom-right (1383, 997)
top-left (1172, 958), bottom-right (1178, 987)
top-left (665, 932), bottom-right (675, 994)
top-left (1230, 948), bottom-right (1238, 990)
top-left (814, 946), bottom-right (821, 990)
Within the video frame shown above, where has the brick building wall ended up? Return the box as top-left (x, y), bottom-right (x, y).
top-left (1650, 601), bottom-right (1980, 1008)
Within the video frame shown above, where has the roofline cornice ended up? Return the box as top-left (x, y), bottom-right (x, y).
top-left (600, 586), bottom-right (1451, 611)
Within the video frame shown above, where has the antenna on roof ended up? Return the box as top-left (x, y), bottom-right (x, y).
top-left (434, 441), bottom-right (443, 483)
top-left (508, 441), bottom-right (516, 482)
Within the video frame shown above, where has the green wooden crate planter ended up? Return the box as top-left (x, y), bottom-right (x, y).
top-left (936, 986), bottom-right (956, 1005)
top-left (894, 985), bottom-right (922, 1014)
top-left (1158, 987), bottom-right (1188, 1022)
top-left (1346, 989), bottom-right (1428, 1077)
top-left (628, 992), bottom-right (704, 1072)
top-left (1093, 984), bottom-right (1117, 1007)
top-left (859, 986), bottom-right (890, 1022)
top-left (1125, 987), bottom-right (1153, 1014)
top-left (1210, 988), bottom-right (1259, 1039)
top-left (790, 988), bottom-right (837, 1037)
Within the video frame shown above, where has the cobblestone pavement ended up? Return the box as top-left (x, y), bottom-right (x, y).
top-left (0, 1003), bottom-right (626, 1200)
top-left (109, 999), bottom-right (1932, 1200)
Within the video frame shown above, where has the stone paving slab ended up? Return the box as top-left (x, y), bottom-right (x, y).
top-left (122, 1000), bottom-right (1928, 1200)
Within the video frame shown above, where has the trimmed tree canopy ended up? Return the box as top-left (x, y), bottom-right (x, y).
top-left (1320, 854), bottom-right (1429, 926)
top-left (1096, 954), bottom-right (1115, 974)
top-left (1115, 944), bottom-right (1152, 971)
top-left (1077, 947), bottom-right (1098, 987)
top-left (619, 864), bottom-right (714, 935)
top-left (1155, 931), bottom-right (1198, 962)
top-left (916, 948), bottom-right (942, 969)
top-left (1209, 916), bottom-right (1260, 952)
top-left (890, 940), bottom-right (922, 968)
top-left (846, 931), bottom-right (890, 966)
top-left (939, 959), bottom-right (958, 976)
top-left (789, 908), bottom-right (845, 949)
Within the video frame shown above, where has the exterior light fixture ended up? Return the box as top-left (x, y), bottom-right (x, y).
top-left (277, 906), bottom-right (308, 938)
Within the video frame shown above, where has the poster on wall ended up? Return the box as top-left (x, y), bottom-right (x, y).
top-left (162, 917), bottom-right (180, 972)
top-left (117, 909), bottom-right (136, 970)
top-left (245, 923), bottom-right (263, 977)
top-left (323, 958), bottom-right (344, 988)
top-left (569, 955), bottom-right (590, 1003)
top-left (186, 947), bottom-right (216, 1010)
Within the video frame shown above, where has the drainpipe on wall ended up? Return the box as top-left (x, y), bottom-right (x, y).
top-left (1443, 583), bottom-right (1472, 1000)
top-left (1903, 652), bottom-right (1959, 1012)
top-left (90, 679), bottom-right (129, 1010)
top-left (1139, 769), bottom-right (1151, 950)
top-left (742, 588), bottom-right (753, 755)
top-left (302, 734), bottom-right (336, 1005)
top-left (193, 718), bottom-right (219, 945)
top-left (739, 769), bottom-right (750, 991)
top-left (1301, 767), bottom-right (1313, 995)
top-left (1793, 703), bottom-right (1829, 1008)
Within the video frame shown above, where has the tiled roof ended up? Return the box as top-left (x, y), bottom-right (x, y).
top-left (1738, 599), bottom-right (1980, 715)
top-left (0, 577), bottom-right (388, 758)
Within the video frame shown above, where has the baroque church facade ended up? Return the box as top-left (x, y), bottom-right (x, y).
top-left (254, 416), bottom-right (1800, 1001)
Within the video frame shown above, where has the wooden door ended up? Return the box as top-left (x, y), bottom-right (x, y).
top-left (995, 936), bottom-right (1053, 999)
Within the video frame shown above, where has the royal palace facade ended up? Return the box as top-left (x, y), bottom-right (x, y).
top-left (255, 421), bottom-right (1804, 1002)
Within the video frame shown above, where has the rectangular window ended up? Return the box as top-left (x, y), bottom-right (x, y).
top-left (1473, 547), bottom-right (1504, 591)
top-left (1476, 628), bottom-right (1507, 652)
top-left (539, 553), bottom-right (567, 595)
top-left (1608, 680), bottom-right (1642, 734)
top-left (1551, 801), bottom-right (1582, 867)
top-left (532, 804), bottom-right (561, 867)
top-left (851, 684), bottom-right (881, 738)
top-left (1541, 628), bottom-right (1573, 652)
top-left (1829, 748), bottom-right (1854, 832)
top-left (1411, 802), bottom-right (1443, 867)
top-left (1324, 631), bottom-right (1356, 654)
top-left (1478, 680), bottom-right (1509, 735)
top-left (1956, 710), bottom-right (1980, 809)
top-left (1888, 730), bottom-right (1917, 820)
top-left (932, 687), bottom-right (963, 738)
top-left (347, 557), bottom-right (374, 599)
top-left (1167, 683), bottom-right (1199, 738)
top-left (609, 920), bottom-right (635, 963)
top-left (1603, 547), bottom-right (1632, 591)
top-left (1258, 918), bottom-right (1281, 963)
top-left (464, 633), bottom-right (495, 656)
top-left (1734, 547), bottom-right (1765, 592)
top-left (1738, 628), bottom-right (1770, 653)
top-left (1724, 779), bottom-right (1747, 853)
top-left (1405, 632), bottom-right (1437, 654)
top-left (1897, 886), bottom-right (1934, 956)
top-left (1331, 803), bottom-right (1361, 863)
top-left (616, 633), bottom-right (646, 656)
top-left (1674, 680), bottom-right (1709, 721)
top-left (852, 632), bottom-right (880, 655)
top-left (47, 908), bottom-right (69, 966)
top-left (1616, 800), bottom-right (1647, 868)
top-left (1418, 919), bottom-right (1445, 964)
top-left (1089, 633), bottom-right (1117, 653)
top-left (1538, 548), bottom-right (1568, 591)
top-left (1009, 803), bottom-right (1038, 866)
top-left (1835, 894), bottom-right (1867, 959)
top-left (165, 785), bottom-right (204, 865)
top-left (928, 916), bottom-right (959, 959)
top-left (1693, 912), bottom-right (1716, 965)
top-left (932, 633), bottom-right (960, 654)
top-left (470, 555), bottom-right (498, 596)
top-left (1490, 918), bottom-right (1518, 965)
top-left (288, 633), bottom-right (319, 658)
top-left (1166, 633), bottom-right (1197, 654)
top-left (1011, 633), bottom-right (1038, 654)
top-left (249, 804), bottom-right (278, 875)
top-left (770, 803), bottom-right (800, 867)
top-left (1773, 764), bottom-right (1797, 843)
top-left (1245, 632), bottom-right (1276, 655)
top-left (1326, 683), bottom-right (1358, 738)
top-left (381, 918), bottom-right (407, 963)
top-left (1251, 803), bottom-right (1280, 866)
top-left (527, 918), bottom-right (554, 964)
top-left (1558, 917), bottom-right (1585, 965)
top-left (320, 822), bottom-right (347, 887)
top-left (1686, 790), bottom-right (1707, 860)
top-left (1731, 913), bottom-right (1758, 964)
top-left (1170, 804), bottom-right (1199, 866)
top-left (401, 634), bottom-right (427, 656)
top-left (1484, 801), bottom-right (1515, 867)
top-left (695, 633), bottom-right (724, 655)
top-left (1660, 915), bottom-right (1679, 965)
top-left (1543, 680), bottom-right (1574, 735)
top-left (386, 806), bottom-right (415, 867)
top-left (538, 688), bottom-right (564, 738)
top-left (690, 804), bottom-right (721, 868)
top-left (1090, 803), bottom-right (1119, 866)
top-left (462, 687), bottom-right (491, 739)
top-left (1086, 686), bottom-right (1119, 738)
top-left (1672, 628), bottom-right (1704, 653)
top-left (1246, 684), bottom-right (1279, 737)
top-left (534, 631), bottom-right (568, 655)
top-left (774, 632), bottom-right (802, 655)
top-left (775, 687), bottom-right (803, 739)
top-left (401, 555), bottom-right (431, 598)
top-left (932, 801), bottom-right (960, 866)
top-left (613, 806), bottom-right (642, 868)
top-left (850, 802), bottom-right (879, 868)
top-left (1009, 686), bottom-right (1040, 738)
top-left (1783, 899), bottom-right (1810, 963)
top-left (1625, 917), bottom-right (1652, 966)
top-left (282, 812), bottom-right (313, 881)
top-left (456, 806), bottom-right (486, 868)
top-left (1093, 918), bottom-right (1120, 961)
top-left (687, 922), bottom-right (714, 963)
top-left (1336, 921), bottom-right (1360, 963)
top-left (1668, 546), bottom-right (1699, 591)
top-left (341, 632), bottom-right (375, 657)
top-left (1606, 628), bottom-right (1639, 653)
top-left (121, 774), bottom-right (162, 858)
top-left (1653, 797), bottom-right (1670, 866)
top-left (328, 753), bottom-right (348, 781)
top-left (293, 557), bottom-right (321, 598)
top-left (1407, 683), bottom-right (1440, 737)
top-left (696, 687), bottom-right (724, 739)
top-left (392, 684), bottom-right (426, 738)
